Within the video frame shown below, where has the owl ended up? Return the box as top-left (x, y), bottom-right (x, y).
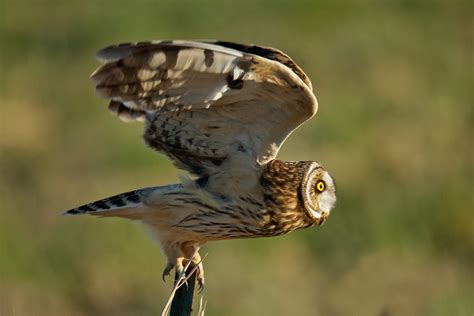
top-left (64, 40), bottom-right (337, 288)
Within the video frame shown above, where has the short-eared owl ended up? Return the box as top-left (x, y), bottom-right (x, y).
top-left (64, 40), bottom-right (337, 287)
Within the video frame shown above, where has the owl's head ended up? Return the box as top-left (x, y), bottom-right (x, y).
top-left (300, 162), bottom-right (336, 225)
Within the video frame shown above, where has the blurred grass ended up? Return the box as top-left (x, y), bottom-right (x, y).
top-left (1, 0), bottom-right (473, 315)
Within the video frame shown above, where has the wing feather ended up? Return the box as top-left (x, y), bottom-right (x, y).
top-left (91, 40), bottom-right (317, 177)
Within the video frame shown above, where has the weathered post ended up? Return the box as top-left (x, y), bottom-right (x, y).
top-left (169, 263), bottom-right (197, 316)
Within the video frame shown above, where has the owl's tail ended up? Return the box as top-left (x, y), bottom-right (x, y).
top-left (62, 184), bottom-right (182, 218)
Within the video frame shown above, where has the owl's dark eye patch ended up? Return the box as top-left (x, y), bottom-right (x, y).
top-left (316, 180), bottom-right (325, 192)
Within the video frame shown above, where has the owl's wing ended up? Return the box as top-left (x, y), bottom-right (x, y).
top-left (91, 40), bottom-right (317, 176)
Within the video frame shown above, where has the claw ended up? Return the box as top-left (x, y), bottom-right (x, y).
top-left (196, 273), bottom-right (205, 293)
top-left (162, 262), bottom-right (174, 282)
top-left (194, 259), bottom-right (205, 293)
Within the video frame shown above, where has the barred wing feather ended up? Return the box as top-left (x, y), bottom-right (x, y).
top-left (91, 40), bottom-right (317, 176)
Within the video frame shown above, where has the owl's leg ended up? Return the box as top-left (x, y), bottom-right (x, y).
top-left (192, 252), bottom-right (205, 291)
top-left (161, 244), bottom-right (184, 282)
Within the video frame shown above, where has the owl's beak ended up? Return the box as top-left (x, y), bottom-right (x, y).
top-left (313, 210), bottom-right (330, 226)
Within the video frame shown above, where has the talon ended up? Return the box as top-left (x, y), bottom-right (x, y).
top-left (195, 262), bottom-right (205, 292)
top-left (190, 252), bottom-right (205, 292)
top-left (162, 262), bottom-right (174, 282)
top-left (196, 274), bottom-right (205, 293)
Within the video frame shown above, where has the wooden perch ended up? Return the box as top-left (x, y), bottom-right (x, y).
top-left (169, 262), bottom-right (198, 316)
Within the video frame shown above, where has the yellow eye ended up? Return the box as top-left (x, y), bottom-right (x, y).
top-left (316, 181), bottom-right (325, 192)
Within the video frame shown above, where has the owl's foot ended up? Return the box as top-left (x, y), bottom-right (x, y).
top-left (162, 258), bottom-right (185, 282)
top-left (175, 254), bottom-right (204, 291)
top-left (162, 244), bottom-right (204, 290)
top-left (196, 271), bottom-right (204, 292)
top-left (192, 253), bottom-right (205, 292)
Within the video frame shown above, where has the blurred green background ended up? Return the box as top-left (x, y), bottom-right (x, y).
top-left (1, 1), bottom-right (472, 315)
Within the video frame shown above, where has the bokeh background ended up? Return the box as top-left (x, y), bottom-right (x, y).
top-left (1, 1), bottom-right (472, 315)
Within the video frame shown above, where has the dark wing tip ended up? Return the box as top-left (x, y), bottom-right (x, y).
top-left (207, 40), bottom-right (313, 90)
top-left (96, 43), bottom-right (132, 61)
top-left (95, 41), bottom-right (157, 61)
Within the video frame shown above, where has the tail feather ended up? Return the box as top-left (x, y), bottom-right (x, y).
top-left (62, 187), bottom-right (156, 216)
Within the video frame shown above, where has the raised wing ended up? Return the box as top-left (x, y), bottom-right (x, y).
top-left (91, 40), bottom-right (317, 176)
